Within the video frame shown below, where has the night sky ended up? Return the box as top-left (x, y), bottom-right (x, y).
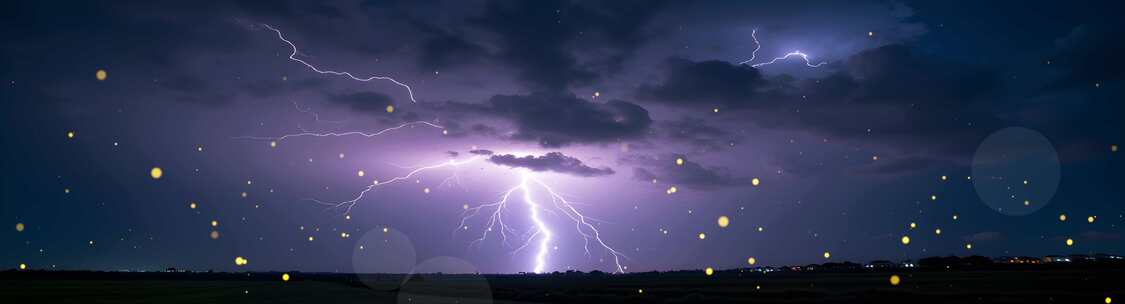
top-left (2, 0), bottom-right (1124, 275)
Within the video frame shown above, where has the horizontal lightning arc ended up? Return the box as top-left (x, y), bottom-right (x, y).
top-left (739, 28), bottom-right (827, 68)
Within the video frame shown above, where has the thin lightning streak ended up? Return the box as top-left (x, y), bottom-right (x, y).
top-left (233, 121), bottom-right (444, 142)
top-left (314, 156), bottom-right (482, 214)
top-left (259, 24), bottom-right (419, 103)
top-left (292, 101), bottom-right (347, 124)
top-left (739, 28), bottom-right (827, 68)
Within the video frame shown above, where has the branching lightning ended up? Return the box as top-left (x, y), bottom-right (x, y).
top-left (260, 24), bottom-right (419, 103)
top-left (739, 28), bottom-right (827, 68)
top-left (310, 154), bottom-right (627, 274)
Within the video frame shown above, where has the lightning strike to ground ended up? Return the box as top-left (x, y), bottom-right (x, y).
top-left (260, 24), bottom-right (419, 103)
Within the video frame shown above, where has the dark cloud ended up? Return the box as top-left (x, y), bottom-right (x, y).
top-left (638, 45), bottom-right (1005, 164)
top-left (621, 154), bottom-right (749, 190)
top-left (489, 152), bottom-right (614, 177)
top-left (636, 57), bottom-right (781, 109)
top-left (659, 117), bottom-right (739, 152)
top-left (470, 0), bottom-right (666, 92)
top-left (490, 93), bottom-right (652, 147)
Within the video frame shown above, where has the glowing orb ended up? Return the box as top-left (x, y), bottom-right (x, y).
top-left (357, 170), bottom-right (365, 177)
top-left (698, 233), bottom-right (706, 240)
top-left (385, 105), bottom-right (395, 113)
top-left (823, 251), bottom-right (831, 259)
top-left (889, 275), bottom-right (901, 286)
top-left (1066, 238), bottom-right (1074, 246)
top-left (150, 167), bottom-right (163, 179)
top-left (935, 228), bottom-right (942, 235)
top-left (1113, 145), bottom-right (1119, 152)
top-left (95, 69), bottom-right (107, 81)
top-left (1088, 216), bottom-right (1096, 223)
top-left (1106, 296), bottom-right (1112, 304)
top-left (1059, 214), bottom-right (1067, 221)
top-left (930, 195), bottom-right (937, 201)
top-left (752, 178), bottom-right (760, 187)
top-left (713, 108), bottom-right (720, 113)
top-left (901, 236), bottom-right (911, 245)
top-left (423, 187), bottom-right (431, 194)
top-left (667, 186), bottom-right (678, 194)
top-left (282, 273), bottom-right (290, 282)
top-left (872, 155), bottom-right (879, 161)
top-left (209, 231), bottom-right (220, 239)
top-left (757, 226), bottom-right (764, 232)
top-left (868, 31), bottom-right (874, 37)
top-left (717, 216), bottom-right (730, 228)
top-left (909, 222), bottom-right (916, 229)
top-left (704, 267), bottom-right (714, 276)
top-left (19, 263), bottom-right (27, 270)
top-left (442, 129), bottom-right (448, 136)
top-left (940, 175), bottom-right (948, 181)
top-left (308, 236), bottom-right (315, 241)
top-left (269, 141), bottom-right (277, 148)
top-left (965, 243), bottom-right (973, 250)
top-left (210, 220), bottom-right (218, 227)
top-left (66, 131), bottom-right (75, 139)
top-left (15, 223), bottom-right (24, 232)
top-left (189, 202), bottom-right (197, 209)
top-left (747, 257), bottom-right (757, 265)
top-left (637, 289), bottom-right (643, 294)
top-left (952, 214), bottom-right (959, 220)
top-left (675, 157), bottom-right (684, 166)
top-left (383, 227), bottom-right (389, 233)
top-left (234, 256), bottom-right (248, 266)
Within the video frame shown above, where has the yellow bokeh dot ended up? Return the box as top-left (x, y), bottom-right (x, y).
top-left (930, 195), bottom-right (937, 201)
top-left (210, 231), bottom-right (220, 239)
top-left (704, 267), bottom-right (714, 276)
top-left (150, 167), bottom-right (163, 179)
top-left (717, 216), bottom-right (730, 228)
top-left (901, 235), bottom-right (911, 245)
top-left (189, 202), bottom-right (197, 209)
top-left (357, 170), bottom-right (365, 177)
top-left (210, 220), bottom-right (219, 227)
top-left (909, 222), bottom-right (916, 229)
top-left (234, 256), bottom-right (248, 266)
top-left (965, 243), bottom-right (973, 250)
top-left (1088, 216), bottom-right (1096, 223)
top-left (19, 263), bottom-right (27, 270)
top-left (747, 257), bottom-right (757, 265)
top-left (751, 178), bottom-right (761, 187)
top-left (889, 275), bottom-right (901, 286)
top-left (1059, 214), bottom-right (1067, 221)
top-left (675, 157), bottom-right (684, 166)
top-left (940, 175), bottom-right (948, 181)
top-left (935, 228), bottom-right (942, 235)
top-left (270, 141), bottom-right (278, 148)
top-left (15, 223), bottom-right (24, 232)
top-left (66, 131), bottom-right (75, 139)
top-left (282, 273), bottom-right (290, 282)
top-left (698, 233), bottom-right (706, 240)
top-left (1112, 144), bottom-right (1119, 152)
top-left (385, 105), bottom-right (395, 113)
top-left (667, 186), bottom-right (678, 194)
top-left (638, 289), bottom-right (643, 294)
top-left (823, 251), bottom-right (831, 259)
top-left (308, 236), bottom-right (315, 241)
top-left (1106, 296), bottom-right (1112, 304)
top-left (1066, 238), bottom-right (1074, 246)
top-left (95, 69), bottom-right (107, 81)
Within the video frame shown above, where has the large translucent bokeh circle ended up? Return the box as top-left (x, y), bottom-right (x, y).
top-left (352, 228), bottom-right (417, 291)
top-left (397, 256), bottom-right (493, 304)
top-left (971, 127), bottom-right (1060, 216)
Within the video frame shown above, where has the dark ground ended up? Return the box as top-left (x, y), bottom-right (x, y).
top-left (2, 266), bottom-right (1121, 303)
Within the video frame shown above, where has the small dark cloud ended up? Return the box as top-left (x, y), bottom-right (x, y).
top-left (468, 149), bottom-right (495, 155)
top-left (636, 57), bottom-right (780, 109)
top-left (445, 151), bottom-right (460, 157)
top-left (489, 152), bottom-right (614, 177)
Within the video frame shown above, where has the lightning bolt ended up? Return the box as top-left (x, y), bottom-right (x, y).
top-left (457, 169), bottom-right (627, 274)
top-left (260, 24), bottom-right (419, 103)
top-left (739, 28), bottom-right (827, 68)
top-left (233, 121), bottom-right (444, 143)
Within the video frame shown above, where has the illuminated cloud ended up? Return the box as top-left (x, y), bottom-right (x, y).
top-left (489, 152), bottom-right (614, 177)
